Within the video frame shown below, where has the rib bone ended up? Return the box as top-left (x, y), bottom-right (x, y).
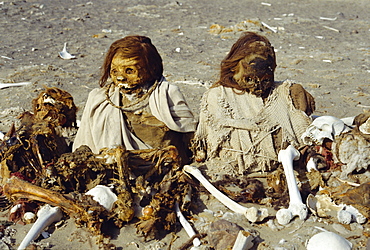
top-left (276, 145), bottom-right (308, 225)
top-left (183, 165), bottom-right (268, 223)
top-left (18, 204), bottom-right (63, 250)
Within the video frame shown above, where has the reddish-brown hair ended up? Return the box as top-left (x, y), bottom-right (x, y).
top-left (99, 35), bottom-right (163, 87)
top-left (212, 32), bottom-right (276, 90)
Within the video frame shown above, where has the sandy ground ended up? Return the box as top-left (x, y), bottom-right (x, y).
top-left (0, 0), bottom-right (369, 249)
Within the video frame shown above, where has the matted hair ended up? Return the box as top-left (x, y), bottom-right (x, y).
top-left (212, 32), bottom-right (276, 90)
top-left (99, 35), bottom-right (163, 87)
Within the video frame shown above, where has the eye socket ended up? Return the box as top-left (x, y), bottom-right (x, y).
top-left (125, 68), bottom-right (134, 74)
top-left (110, 69), bottom-right (118, 75)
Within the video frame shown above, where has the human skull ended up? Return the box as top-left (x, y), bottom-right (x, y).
top-left (110, 50), bottom-right (148, 90)
top-left (301, 116), bottom-right (351, 145)
top-left (232, 41), bottom-right (275, 97)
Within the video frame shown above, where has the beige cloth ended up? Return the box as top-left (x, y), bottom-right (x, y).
top-left (73, 79), bottom-right (196, 153)
top-left (194, 80), bottom-right (312, 174)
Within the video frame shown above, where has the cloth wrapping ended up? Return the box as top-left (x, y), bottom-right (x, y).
top-left (194, 80), bottom-right (312, 174)
top-left (73, 80), bottom-right (196, 153)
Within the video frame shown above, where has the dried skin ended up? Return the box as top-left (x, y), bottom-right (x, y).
top-left (306, 169), bottom-right (325, 190)
top-left (0, 87), bottom-right (78, 185)
top-left (333, 182), bottom-right (370, 218)
top-left (39, 145), bottom-right (113, 193)
top-left (289, 83), bottom-right (316, 116)
top-left (32, 86), bottom-right (78, 128)
top-left (213, 177), bottom-right (265, 203)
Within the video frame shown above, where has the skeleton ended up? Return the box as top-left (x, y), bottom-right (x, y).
top-left (193, 32), bottom-right (315, 176)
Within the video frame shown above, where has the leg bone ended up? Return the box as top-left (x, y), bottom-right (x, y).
top-left (183, 165), bottom-right (268, 223)
top-left (18, 204), bottom-right (63, 250)
top-left (276, 145), bottom-right (308, 225)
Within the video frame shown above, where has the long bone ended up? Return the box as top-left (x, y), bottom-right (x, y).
top-left (3, 177), bottom-right (84, 215)
top-left (3, 176), bottom-right (107, 236)
top-left (232, 230), bottom-right (254, 250)
top-left (183, 165), bottom-right (268, 223)
top-left (276, 145), bottom-right (308, 225)
top-left (175, 202), bottom-right (201, 248)
top-left (18, 204), bottom-right (63, 250)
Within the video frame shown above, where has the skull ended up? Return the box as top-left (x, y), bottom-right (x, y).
top-left (110, 50), bottom-right (148, 90)
top-left (232, 41), bottom-right (275, 97)
top-left (301, 116), bottom-right (351, 145)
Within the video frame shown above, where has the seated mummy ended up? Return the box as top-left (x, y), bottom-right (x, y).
top-left (193, 32), bottom-right (315, 177)
top-left (73, 35), bottom-right (197, 164)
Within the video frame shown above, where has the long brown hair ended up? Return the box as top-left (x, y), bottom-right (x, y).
top-left (212, 32), bottom-right (276, 90)
top-left (99, 35), bottom-right (163, 87)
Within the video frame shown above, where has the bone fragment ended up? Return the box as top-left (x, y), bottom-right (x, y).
top-left (18, 204), bottom-right (63, 250)
top-left (23, 212), bottom-right (36, 224)
top-left (306, 157), bottom-right (317, 172)
top-left (175, 202), bottom-right (201, 247)
top-left (306, 231), bottom-right (352, 250)
top-left (276, 145), bottom-right (308, 225)
top-left (231, 230), bottom-right (254, 250)
top-left (0, 82), bottom-right (32, 89)
top-left (85, 185), bottom-right (117, 212)
top-left (337, 205), bottom-right (366, 224)
top-left (58, 43), bottom-right (76, 60)
top-left (359, 117), bottom-right (370, 134)
top-left (183, 165), bottom-right (268, 223)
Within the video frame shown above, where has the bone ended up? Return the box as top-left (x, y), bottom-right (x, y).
top-left (3, 177), bottom-right (84, 215)
top-left (359, 117), bottom-right (370, 134)
top-left (337, 205), bottom-right (366, 224)
top-left (85, 185), bottom-right (117, 212)
top-left (306, 157), bottom-right (318, 172)
top-left (175, 202), bottom-right (201, 247)
top-left (58, 42), bottom-right (76, 60)
top-left (306, 231), bottom-right (352, 250)
top-left (0, 82), bottom-right (32, 89)
top-left (18, 204), bottom-right (63, 250)
top-left (306, 193), bottom-right (342, 218)
top-left (23, 212), bottom-right (36, 224)
top-left (276, 145), bottom-right (308, 225)
top-left (301, 116), bottom-right (351, 145)
top-left (183, 165), bottom-right (268, 223)
top-left (231, 230), bottom-right (254, 250)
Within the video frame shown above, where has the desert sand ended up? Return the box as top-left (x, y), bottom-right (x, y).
top-left (0, 0), bottom-right (369, 249)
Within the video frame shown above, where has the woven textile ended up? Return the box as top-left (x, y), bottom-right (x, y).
top-left (194, 80), bottom-right (312, 174)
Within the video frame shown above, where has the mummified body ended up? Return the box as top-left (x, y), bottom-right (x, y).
top-left (0, 87), bottom-right (78, 183)
top-left (0, 87), bottom-right (194, 242)
top-left (194, 32), bottom-right (315, 176)
top-left (73, 35), bottom-right (196, 164)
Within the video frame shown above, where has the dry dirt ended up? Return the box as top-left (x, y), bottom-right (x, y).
top-left (0, 0), bottom-right (369, 249)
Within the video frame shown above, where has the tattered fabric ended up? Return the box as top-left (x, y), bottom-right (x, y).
top-left (194, 80), bottom-right (312, 175)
